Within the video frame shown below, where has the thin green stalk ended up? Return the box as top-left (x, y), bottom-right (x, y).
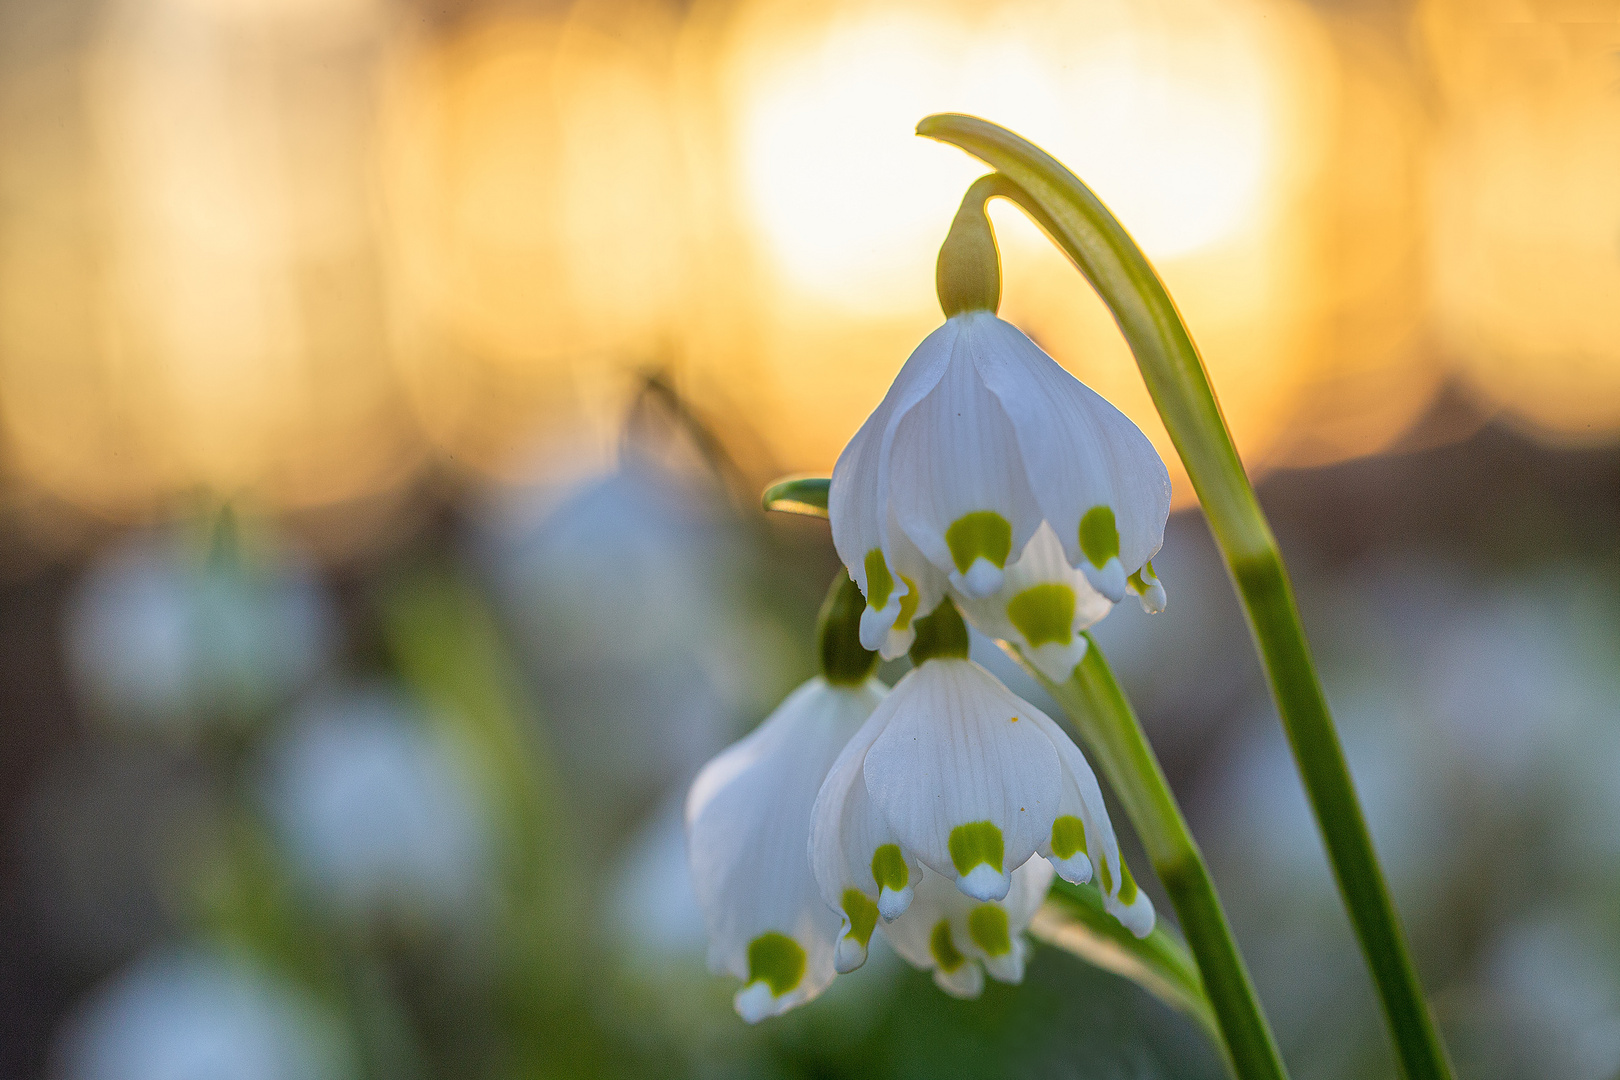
top-left (1027, 637), bottom-right (1285, 1080)
top-left (919, 113), bottom-right (1452, 1080)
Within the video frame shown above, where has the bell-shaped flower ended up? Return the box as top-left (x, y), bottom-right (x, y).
top-left (809, 601), bottom-right (1152, 950)
top-left (686, 576), bottom-right (887, 1021)
top-left (953, 521), bottom-right (1114, 683)
top-left (829, 307), bottom-right (1172, 649)
top-left (880, 856), bottom-right (1054, 998)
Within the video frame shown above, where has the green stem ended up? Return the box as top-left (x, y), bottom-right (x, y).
top-left (919, 113), bottom-right (1452, 1080)
top-left (1031, 637), bottom-right (1285, 1080)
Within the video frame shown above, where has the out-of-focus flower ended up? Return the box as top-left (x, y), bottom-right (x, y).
top-left (830, 310), bottom-right (1169, 671)
top-left (477, 456), bottom-right (779, 801)
top-left (259, 687), bottom-right (492, 921)
top-left (53, 946), bottom-right (356, 1080)
top-left (811, 602), bottom-right (1151, 934)
top-left (880, 857), bottom-right (1055, 1000)
top-left (66, 528), bottom-right (334, 734)
top-left (1480, 911), bottom-right (1620, 1080)
top-left (686, 676), bottom-right (887, 1022)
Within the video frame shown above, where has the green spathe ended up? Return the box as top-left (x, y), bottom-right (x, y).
top-left (747, 932), bottom-right (806, 996)
top-left (817, 573), bottom-right (879, 685)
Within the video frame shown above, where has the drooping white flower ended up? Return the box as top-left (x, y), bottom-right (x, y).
top-left (809, 601), bottom-right (1152, 943)
top-left (829, 309), bottom-right (1171, 654)
top-left (953, 521), bottom-right (1114, 683)
top-left (686, 675), bottom-right (887, 1022)
top-left (880, 856), bottom-right (1055, 998)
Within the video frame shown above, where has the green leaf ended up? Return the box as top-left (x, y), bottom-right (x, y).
top-left (1033, 879), bottom-right (1220, 1046)
top-left (761, 475), bottom-right (830, 518)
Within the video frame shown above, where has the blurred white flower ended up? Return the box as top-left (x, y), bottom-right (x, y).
top-left (830, 310), bottom-right (1170, 663)
top-left (54, 946), bottom-right (356, 1080)
top-left (260, 687), bottom-right (492, 920)
top-left (1482, 911), bottom-right (1620, 1080)
top-left (66, 528), bottom-right (334, 734)
top-left (476, 460), bottom-right (778, 798)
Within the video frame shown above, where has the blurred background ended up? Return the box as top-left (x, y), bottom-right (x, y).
top-left (0, 0), bottom-right (1616, 1076)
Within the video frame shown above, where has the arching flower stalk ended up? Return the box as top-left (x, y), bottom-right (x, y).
top-left (685, 576), bottom-right (885, 1022)
top-left (829, 178), bottom-right (1171, 682)
top-left (810, 600), bottom-right (1153, 953)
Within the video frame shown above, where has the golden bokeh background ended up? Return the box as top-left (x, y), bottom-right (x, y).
top-left (1, 0), bottom-right (1615, 535)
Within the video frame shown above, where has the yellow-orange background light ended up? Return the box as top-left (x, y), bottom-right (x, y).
top-left (0, 0), bottom-right (1614, 541)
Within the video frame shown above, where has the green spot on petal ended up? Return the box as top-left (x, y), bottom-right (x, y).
top-left (945, 511), bottom-right (1013, 574)
top-left (1051, 815), bottom-right (1088, 861)
top-left (1096, 853), bottom-right (1114, 894)
top-left (865, 549), bottom-right (894, 610)
top-left (747, 932), bottom-right (806, 996)
top-left (895, 575), bottom-right (922, 632)
top-left (842, 889), bottom-right (879, 947)
top-left (948, 821), bottom-right (1004, 877)
top-left (1118, 858), bottom-right (1140, 904)
top-left (930, 920), bottom-right (966, 972)
top-left (872, 844), bottom-right (910, 893)
top-left (968, 904), bottom-right (1013, 957)
top-left (1079, 506), bottom-right (1120, 569)
top-left (1006, 583), bottom-right (1076, 648)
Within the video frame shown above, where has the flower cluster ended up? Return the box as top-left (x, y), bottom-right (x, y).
top-left (686, 276), bottom-right (1179, 1016)
top-left (687, 207), bottom-right (1172, 1021)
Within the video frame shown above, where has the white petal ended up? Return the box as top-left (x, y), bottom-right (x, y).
top-left (933, 960), bottom-right (986, 999)
top-left (967, 314), bottom-right (1170, 578)
top-left (808, 692), bottom-right (919, 955)
top-left (862, 660), bottom-right (1061, 900)
top-left (1026, 712), bottom-right (1153, 937)
top-left (686, 678), bottom-right (884, 1013)
top-left (953, 522), bottom-right (1113, 682)
top-left (887, 319), bottom-right (1044, 592)
top-left (1107, 888), bottom-right (1157, 940)
top-left (879, 858), bottom-right (1054, 997)
top-left (830, 322), bottom-right (957, 614)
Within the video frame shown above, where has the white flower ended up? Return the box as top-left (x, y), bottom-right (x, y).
top-left (686, 676), bottom-right (887, 1022)
top-left (830, 310), bottom-right (1171, 656)
top-left (880, 856), bottom-right (1054, 998)
top-left (953, 521), bottom-right (1114, 683)
top-left (809, 603), bottom-right (1152, 944)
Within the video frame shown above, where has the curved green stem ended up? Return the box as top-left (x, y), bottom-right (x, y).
top-left (919, 113), bottom-right (1452, 1080)
top-left (1024, 638), bottom-right (1285, 1080)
